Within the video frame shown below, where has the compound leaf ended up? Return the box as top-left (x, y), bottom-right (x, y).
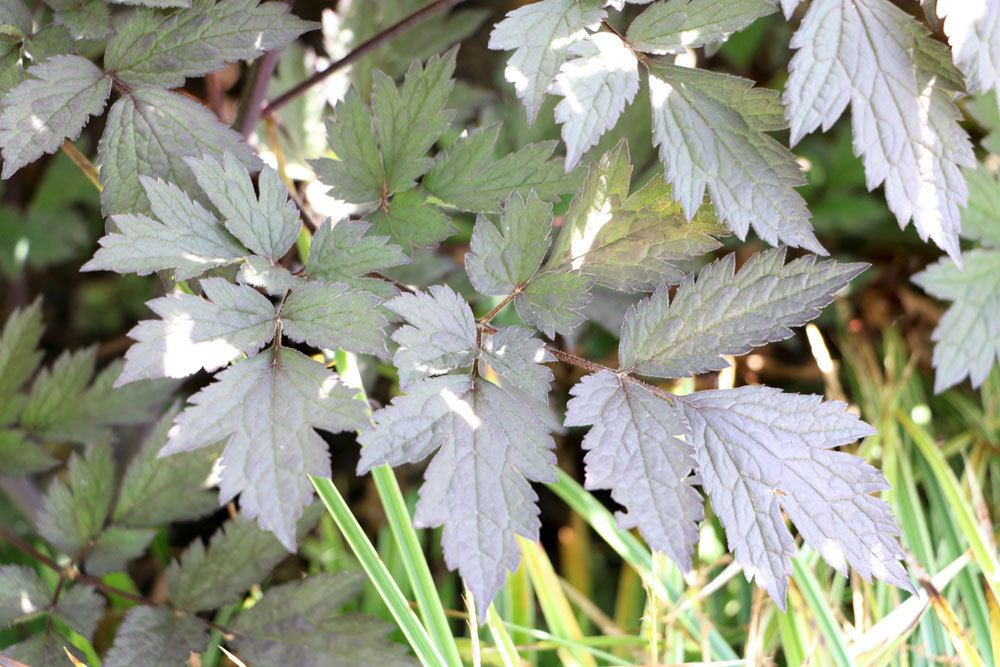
top-left (784, 0), bottom-right (974, 262)
top-left (99, 87), bottom-right (261, 216)
top-left (488, 0), bottom-right (606, 123)
top-left (358, 375), bottom-right (556, 618)
top-left (565, 370), bottom-right (702, 569)
top-left (120, 278), bottom-right (275, 385)
top-left (553, 32), bottom-right (639, 169)
top-left (104, 607), bottom-right (208, 667)
top-left (104, 0), bottom-right (315, 88)
top-left (626, 0), bottom-right (778, 54)
top-left (0, 55), bottom-right (110, 178)
top-left (83, 176), bottom-right (247, 280)
top-left (959, 165), bottom-right (1000, 248)
top-left (619, 249), bottom-right (864, 378)
top-left (162, 348), bottom-right (369, 549)
top-left (679, 386), bottom-right (910, 607)
top-left (912, 249), bottom-right (1000, 392)
top-left (311, 90), bottom-right (384, 205)
top-left (230, 572), bottom-right (415, 666)
top-left (648, 62), bottom-right (823, 254)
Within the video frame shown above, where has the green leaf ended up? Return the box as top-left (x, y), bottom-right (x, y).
top-left (0, 207), bottom-right (89, 279)
top-left (162, 348), bottom-right (369, 549)
top-left (423, 125), bottom-right (577, 213)
top-left (103, 0), bottom-right (315, 88)
top-left (368, 188), bottom-right (454, 251)
top-left (84, 176), bottom-right (248, 280)
top-left (236, 256), bottom-right (303, 296)
top-left (372, 51), bottom-right (455, 195)
top-left (188, 155), bottom-right (300, 262)
top-left (54, 583), bottom-right (104, 639)
top-left (311, 89), bottom-right (384, 205)
top-left (114, 405), bottom-right (220, 528)
top-left (912, 249), bottom-right (1000, 392)
top-left (515, 269), bottom-right (592, 338)
top-left (46, 0), bottom-right (111, 39)
top-left (0, 55), bottom-right (111, 178)
top-left (306, 219), bottom-right (410, 293)
top-left (119, 278), bottom-right (276, 384)
top-left (626, 0), bottom-right (778, 54)
top-left (167, 509), bottom-right (320, 612)
top-left (549, 140), bottom-right (724, 292)
top-left (959, 165), bottom-right (1000, 248)
top-left (0, 565), bottom-right (50, 627)
top-left (7, 629), bottom-right (86, 665)
top-left (0, 429), bottom-right (57, 475)
top-left (280, 281), bottom-right (388, 356)
top-left (230, 572), bottom-right (416, 666)
top-left (37, 443), bottom-right (115, 555)
top-left (84, 527), bottom-right (157, 576)
top-left (619, 249), bottom-right (865, 378)
top-left (0, 0), bottom-right (32, 35)
top-left (647, 62), bottom-right (823, 253)
top-left (98, 87), bottom-right (261, 215)
top-left (466, 192), bottom-right (552, 296)
top-left (0, 299), bottom-right (43, 400)
top-left (104, 607), bottom-right (208, 667)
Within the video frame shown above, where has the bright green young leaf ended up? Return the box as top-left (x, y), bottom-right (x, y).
top-left (368, 188), bottom-right (454, 251)
top-left (626, 0), bottom-right (778, 54)
top-left (465, 191), bottom-right (552, 296)
top-left (311, 89), bottom-right (384, 205)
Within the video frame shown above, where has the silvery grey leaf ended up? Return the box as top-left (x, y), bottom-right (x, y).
top-left (162, 348), bottom-right (368, 549)
top-left (515, 269), bottom-right (592, 338)
top-left (104, 607), bottom-right (208, 667)
top-left (619, 248), bottom-right (865, 378)
top-left (280, 281), bottom-right (388, 357)
top-left (188, 154), bottom-right (301, 262)
top-left (565, 370), bottom-right (702, 569)
top-left (84, 176), bottom-right (248, 280)
top-left (119, 278), bottom-right (276, 385)
top-left (680, 386), bottom-right (910, 607)
top-left (358, 375), bottom-right (556, 618)
top-left (386, 284), bottom-right (478, 388)
top-left (237, 256), bottom-right (303, 296)
top-left (479, 326), bottom-right (553, 403)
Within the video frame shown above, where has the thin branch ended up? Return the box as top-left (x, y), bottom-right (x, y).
top-left (237, 49), bottom-right (283, 138)
top-left (59, 141), bottom-right (101, 191)
top-left (260, 0), bottom-right (469, 118)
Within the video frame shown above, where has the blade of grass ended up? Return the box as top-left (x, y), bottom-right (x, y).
top-left (517, 536), bottom-right (597, 667)
top-left (336, 350), bottom-right (463, 667)
top-left (311, 475), bottom-right (446, 667)
top-left (899, 411), bottom-right (1000, 602)
top-left (547, 469), bottom-right (738, 660)
top-left (791, 555), bottom-right (855, 667)
top-left (486, 604), bottom-right (523, 667)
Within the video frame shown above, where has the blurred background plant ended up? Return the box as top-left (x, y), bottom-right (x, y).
top-left (1, 1), bottom-right (997, 665)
